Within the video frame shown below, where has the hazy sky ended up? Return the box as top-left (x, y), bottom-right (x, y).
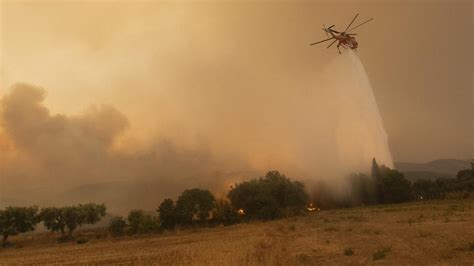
top-left (1, 0), bottom-right (472, 164)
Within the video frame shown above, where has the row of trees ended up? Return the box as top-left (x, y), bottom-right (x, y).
top-left (313, 159), bottom-right (474, 209)
top-left (412, 167), bottom-right (474, 200)
top-left (3, 163), bottom-right (472, 243)
top-left (109, 171), bottom-right (310, 235)
top-left (0, 203), bottom-right (106, 246)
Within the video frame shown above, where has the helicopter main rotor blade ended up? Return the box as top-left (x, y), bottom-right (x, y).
top-left (327, 39), bottom-right (337, 48)
top-left (310, 37), bottom-right (335, 45)
top-left (329, 29), bottom-right (340, 33)
top-left (323, 24), bottom-right (329, 37)
top-left (344, 13), bottom-right (359, 32)
top-left (347, 18), bottom-right (374, 33)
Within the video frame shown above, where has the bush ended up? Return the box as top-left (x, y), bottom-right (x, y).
top-left (228, 171), bottom-right (308, 220)
top-left (108, 216), bottom-right (127, 236)
top-left (373, 246), bottom-right (391, 260)
top-left (344, 247), bottom-right (354, 256)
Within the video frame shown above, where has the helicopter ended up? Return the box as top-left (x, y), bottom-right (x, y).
top-left (310, 14), bottom-right (374, 53)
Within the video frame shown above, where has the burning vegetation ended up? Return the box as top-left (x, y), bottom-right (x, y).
top-left (306, 203), bottom-right (319, 212)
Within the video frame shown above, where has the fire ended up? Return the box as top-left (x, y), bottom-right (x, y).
top-left (306, 203), bottom-right (320, 212)
top-left (237, 209), bottom-right (245, 215)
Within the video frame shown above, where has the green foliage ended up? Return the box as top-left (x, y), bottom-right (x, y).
top-left (381, 169), bottom-right (412, 203)
top-left (0, 206), bottom-right (39, 246)
top-left (370, 159), bottom-right (412, 204)
top-left (127, 210), bottom-right (159, 234)
top-left (412, 178), bottom-right (456, 199)
top-left (80, 203), bottom-right (107, 224)
top-left (157, 198), bottom-right (176, 230)
top-left (175, 189), bottom-right (216, 224)
top-left (228, 171), bottom-right (308, 220)
top-left (108, 216), bottom-right (127, 236)
top-left (40, 203), bottom-right (106, 238)
top-left (349, 173), bottom-right (377, 205)
top-left (39, 207), bottom-right (66, 236)
top-left (213, 199), bottom-right (239, 226)
top-left (456, 168), bottom-right (474, 191)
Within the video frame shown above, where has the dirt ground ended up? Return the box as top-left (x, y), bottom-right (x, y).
top-left (1, 198), bottom-right (473, 265)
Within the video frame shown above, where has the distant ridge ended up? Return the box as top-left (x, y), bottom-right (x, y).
top-left (394, 159), bottom-right (471, 181)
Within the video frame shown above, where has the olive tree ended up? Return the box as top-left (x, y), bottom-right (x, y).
top-left (40, 203), bottom-right (106, 239)
top-left (0, 206), bottom-right (39, 246)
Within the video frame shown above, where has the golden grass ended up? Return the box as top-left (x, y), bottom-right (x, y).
top-left (1, 198), bottom-right (474, 265)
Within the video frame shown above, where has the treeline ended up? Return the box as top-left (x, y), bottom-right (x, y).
top-left (0, 171), bottom-right (309, 244)
top-left (0, 203), bottom-right (106, 246)
top-left (109, 171), bottom-right (309, 236)
top-left (2, 162), bottom-right (472, 244)
top-left (313, 159), bottom-right (474, 209)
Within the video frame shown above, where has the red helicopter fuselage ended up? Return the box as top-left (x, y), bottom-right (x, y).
top-left (333, 33), bottom-right (358, 50)
top-left (309, 14), bottom-right (373, 53)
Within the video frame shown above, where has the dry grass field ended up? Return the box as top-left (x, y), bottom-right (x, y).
top-left (1, 198), bottom-right (473, 265)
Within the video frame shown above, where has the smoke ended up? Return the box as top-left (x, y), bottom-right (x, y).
top-left (0, 50), bottom-right (392, 212)
top-left (1, 3), bottom-right (393, 212)
top-left (0, 84), bottom-right (256, 212)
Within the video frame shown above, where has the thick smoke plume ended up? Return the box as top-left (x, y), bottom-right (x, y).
top-left (0, 50), bottom-right (392, 213)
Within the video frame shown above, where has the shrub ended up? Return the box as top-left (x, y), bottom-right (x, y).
top-left (344, 247), bottom-right (354, 256)
top-left (108, 216), bottom-right (127, 236)
top-left (373, 246), bottom-right (391, 260)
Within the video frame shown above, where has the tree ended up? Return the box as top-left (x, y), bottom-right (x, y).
top-left (372, 158), bottom-right (386, 203)
top-left (213, 199), bottom-right (239, 226)
top-left (40, 203), bottom-right (106, 239)
top-left (380, 169), bottom-right (412, 203)
top-left (349, 173), bottom-right (377, 205)
top-left (175, 189), bottom-right (216, 224)
top-left (108, 216), bottom-right (127, 236)
top-left (157, 198), bottom-right (176, 230)
top-left (228, 171), bottom-right (309, 220)
top-left (127, 210), bottom-right (158, 234)
top-left (40, 207), bottom-right (67, 237)
top-left (0, 206), bottom-right (39, 246)
top-left (456, 167), bottom-right (474, 191)
top-left (412, 179), bottom-right (435, 200)
top-left (80, 203), bottom-right (107, 225)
